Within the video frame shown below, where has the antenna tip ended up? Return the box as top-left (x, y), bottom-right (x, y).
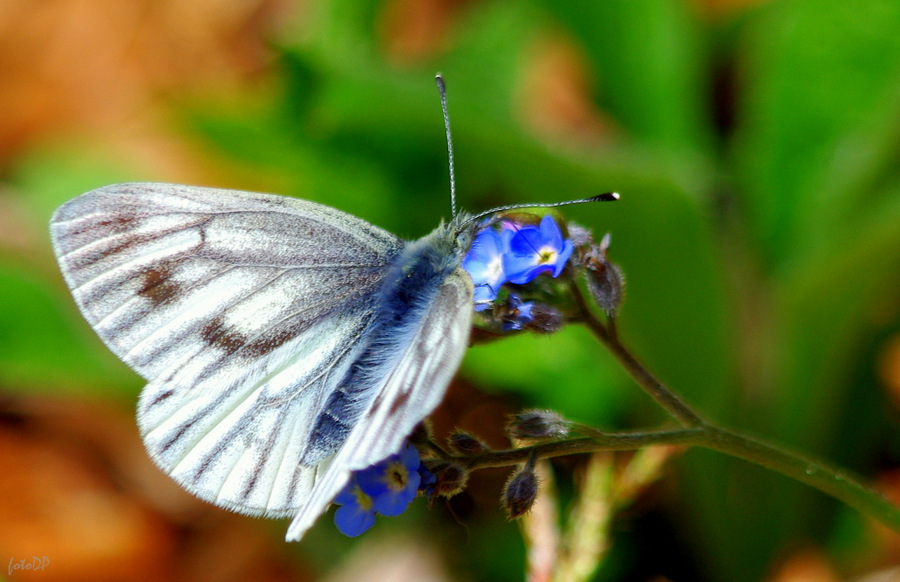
top-left (594, 192), bottom-right (620, 202)
top-left (435, 73), bottom-right (446, 92)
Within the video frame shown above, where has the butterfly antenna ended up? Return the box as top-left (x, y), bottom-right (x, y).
top-left (464, 192), bottom-right (620, 226)
top-left (436, 73), bottom-right (457, 218)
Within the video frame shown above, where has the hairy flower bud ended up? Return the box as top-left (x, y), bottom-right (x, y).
top-left (408, 421), bottom-right (434, 447)
top-left (524, 303), bottom-right (564, 334)
top-left (447, 431), bottom-right (488, 455)
top-left (566, 222), bottom-right (594, 251)
top-left (583, 233), bottom-right (625, 316)
top-left (507, 409), bottom-right (570, 440)
top-left (424, 461), bottom-right (470, 499)
top-left (502, 467), bottom-right (539, 519)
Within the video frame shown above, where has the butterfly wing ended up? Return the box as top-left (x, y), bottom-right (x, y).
top-left (50, 182), bottom-right (406, 516)
top-left (286, 267), bottom-right (474, 541)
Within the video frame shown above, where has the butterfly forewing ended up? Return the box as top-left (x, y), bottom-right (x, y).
top-left (51, 183), bottom-right (413, 516)
top-left (51, 183), bottom-right (403, 377)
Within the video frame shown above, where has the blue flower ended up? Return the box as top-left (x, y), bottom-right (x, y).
top-left (333, 444), bottom-right (425, 536)
top-left (417, 463), bottom-right (437, 501)
top-left (462, 215), bottom-right (574, 314)
top-left (462, 227), bottom-right (513, 310)
top-left (333, 480), bottom-right (377, 537)
top-left (355, 443), bottom-right (422, 516)
top-left (503, 215), bottom-right (574, 285)
top-left (501, 294), bottom-right (535, 331)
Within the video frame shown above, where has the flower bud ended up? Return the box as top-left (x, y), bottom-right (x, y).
top-left (423, 461), bottom-right (470, 499)
top-left (496, 294), bottom-right (535, 331)
top-left (447, 430), bottom-right (488, 455)
top-left (524, 303), bottom-right (563, 334)
top-left (583, 233), bottom-right (625, 316)
top-left (566, 222), bottom-right (594, 251)
top-left (507, 409), bottom-right (570, 440)
top-left (502, 467), bottom-right (539, 519)
top-left (408, 421), bottom-right (434, 447)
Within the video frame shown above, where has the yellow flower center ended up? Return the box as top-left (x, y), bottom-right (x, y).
top-left (538, 247), bottom-right (557, 265)
top-left (353, 485), bottom-right (373, 511)
top-left (384, 460), bottom-right (409, 492)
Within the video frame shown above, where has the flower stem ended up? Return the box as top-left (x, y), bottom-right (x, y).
top-left (456, 423), bottom-right (900, 531)
top-left (695, 424), bottom-right (900, 531)
top-left (564, 279), bottom-right (900, 532)
top-left (453, 271), bottom-right (900, 532)
top-left (570, 282), bottom-right (704, 427)
top-left (462, 428), bottom-right (703, 470)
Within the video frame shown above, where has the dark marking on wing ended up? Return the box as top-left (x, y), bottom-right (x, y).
top-left (94, 215), bottom-right (140, 236)
top-left (138, 265), bottom-right (182, 307)
top-left (63, 214), bottom-right (139, 245)
top-left (243, 327), bottom-right (305, 358)
top-left (236, 411), bottom-right (288, 503)
top-left (158, 416), bottom-right (197, 455)
top-left (200, 317), bottom-right (248, 352)
top-left (387, 390), bottom-right (412, 417)
top-left (188, 427), bottom-right (232, 484)
top-left (148, 388), bottom-right (174, 408)
top-left (70, 215), bottom-right (208, 272)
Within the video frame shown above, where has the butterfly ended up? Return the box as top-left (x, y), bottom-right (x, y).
top-left (49, 76), bottom-right (617, 541)
top-left (50, 180), bottom-right (482, 541)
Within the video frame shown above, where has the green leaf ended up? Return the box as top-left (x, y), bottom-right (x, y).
top-left (734, 0), bottom-right (900, 265)
top-left (544, 0), bottom-right (714, 157)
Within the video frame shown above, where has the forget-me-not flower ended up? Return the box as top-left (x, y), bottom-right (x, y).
top-left (333, 479), bottom-right (377, 537)
top-left (501, 294), bottom-right (535, 331)
top-left (355, 443), bottom-right (422, 516)
top-left (462, 227), bottom-right (513, 310)
top-left (333, 443), bottom-right (425, 536)
top-left (503, 215), bottom-right (574, 285)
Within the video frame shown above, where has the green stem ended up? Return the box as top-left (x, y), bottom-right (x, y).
top-left (570, 282), bottom-right (704, 427)
top-left (451, 274), bottom-right (900, 531)
top-left (696, 424), bottom-right (900, 531)
top-left (461, 428), bottom-right (704, 470)
top-left (564, 278), bottom-right (900, 532)
top-left (456, 423), bottom-right (900, 532)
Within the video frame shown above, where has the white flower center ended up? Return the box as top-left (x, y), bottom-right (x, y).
top-left (488, 256), bottom-right (503, 282)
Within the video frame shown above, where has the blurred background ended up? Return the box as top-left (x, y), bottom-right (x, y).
top-left (2, 0), bottom-right (900, 580)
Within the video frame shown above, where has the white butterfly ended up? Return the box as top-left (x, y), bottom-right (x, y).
top-left (50, 182), bottom-right (478, 541)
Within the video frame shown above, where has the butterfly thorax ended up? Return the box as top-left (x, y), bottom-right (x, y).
top-left (380, 214), bottom-right (476, 325)
top-left (300, 215), bottom-right (478, 465)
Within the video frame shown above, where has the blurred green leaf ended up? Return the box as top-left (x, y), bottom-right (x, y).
top-left (734, 0), bottom-right (900, 264)
top-left (463, 326), bottom-right (631, 426)
top-left (544, 0), bottom-right (714, 158)
top-left (688, 1), bottom-right (900, 577)
top-left (0, 262), bottom-right (136, 396)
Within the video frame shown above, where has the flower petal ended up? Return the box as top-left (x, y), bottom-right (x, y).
top-left (372, 471), bottom-right (422, 516)
top-left (539, 215), bottom-right (563, 248)
top-left (504, 217), bottom-right (572, 284)
top-left (334, 502), bottom-right (376, 537)
top-left (551, 240), bottom-right (574, 277)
